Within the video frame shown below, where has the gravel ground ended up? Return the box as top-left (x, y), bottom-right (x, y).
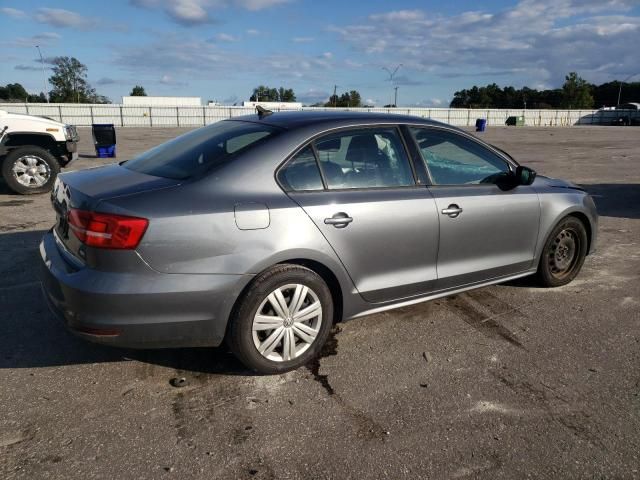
top-left (1, 125), bottom-right (639, 479)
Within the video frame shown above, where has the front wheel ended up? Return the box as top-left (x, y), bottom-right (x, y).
top-left (536, 216), bottom-right (588, 287)
top-left (2, 146), bottom-right (60, 194)
top-left (227, 264), bottom-right (334, 374)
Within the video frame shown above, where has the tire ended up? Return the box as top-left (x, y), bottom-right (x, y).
top-left (536, 216), bottom-right (588, 287)
top-left (2, 146), bottom-right (60, 195)
top-left (227, 264), bottom-right (334, 374)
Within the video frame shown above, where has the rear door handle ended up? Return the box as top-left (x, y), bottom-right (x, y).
top-left (441, 204), bottom-right (463, 218)
top-left (324, 212), bottom-right (353, 228)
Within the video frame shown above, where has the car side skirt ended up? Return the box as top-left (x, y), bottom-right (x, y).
top-left (347, 268), bottom-right (537, 320)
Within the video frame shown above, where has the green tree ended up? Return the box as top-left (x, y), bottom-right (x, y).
top-left (130, 85), bottom-right (147, 96)
top-left (48, 56), bottom-right (100, 103)
top-left (324, 90), bottom-right (362, 107)
top-left (0, 83), bottom-right (29, 101)
top-left (0, 83), bottom-right (48, 102)
top-left (278, 87), bottom-right (296, 102)
top-left (250, 85), bottom-right (296, 102)
top-left (560, 72), bottom-right (594, 109)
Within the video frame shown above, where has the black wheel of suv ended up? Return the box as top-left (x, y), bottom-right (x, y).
top-left (227, 264), bottom-right (334, 374)
top-left (536, 216), bottom-right (588, 287)
top-left (2, 146), bottom-right (60, 195)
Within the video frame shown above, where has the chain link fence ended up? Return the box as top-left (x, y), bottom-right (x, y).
top-left (0, 103), bottom-right (634, 127)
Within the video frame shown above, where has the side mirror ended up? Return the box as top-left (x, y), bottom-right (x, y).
top-left (515, 166), bottom-right (536, 186)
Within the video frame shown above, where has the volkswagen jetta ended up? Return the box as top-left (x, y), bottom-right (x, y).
top-left (39, 111), bottom-right (597, 373)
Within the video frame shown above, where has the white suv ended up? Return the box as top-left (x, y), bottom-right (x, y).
top-left (0, 110), bottom-right (79, 194)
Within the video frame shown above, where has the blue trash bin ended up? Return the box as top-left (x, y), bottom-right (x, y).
top-left (475, 118), bottom-right (487, 132)
top-left (92, 124), bottom-right (117, 158)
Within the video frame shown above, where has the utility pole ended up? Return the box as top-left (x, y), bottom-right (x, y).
top-left (383, 64), bottom-right (402, 106)
top-left (618, 73), bottom-right (638, 106)
top-left (332, 84), bottom-right (337, 107)
top-left (35, 45), bottom-right (49, 103)
top-left (394, 86), bottom-right (399, 107)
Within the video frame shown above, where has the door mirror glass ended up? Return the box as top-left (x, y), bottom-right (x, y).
top-left (516, 166), bottom-right (536, 185)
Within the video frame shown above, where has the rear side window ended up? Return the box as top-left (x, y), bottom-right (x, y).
top-left (314, 128), bottom-right (415, 189)
top-left (278, 146), bottom-right (324, 191)
top-left (125, 121), bottom-right (280, 180)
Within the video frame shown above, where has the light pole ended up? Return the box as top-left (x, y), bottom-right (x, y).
top-left (617, 73), bottom-right (639, 106)
top-left (35, 45), bottom-right (49, 103)
top-left (394, 86), bottom-right (399, 107)
top-left (382, 64), bottom-right (402, 106)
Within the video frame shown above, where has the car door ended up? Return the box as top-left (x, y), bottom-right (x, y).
top-left (279, 127), bottom-right (439, 303)
top-left (407, 126), bottom-right (540, 290)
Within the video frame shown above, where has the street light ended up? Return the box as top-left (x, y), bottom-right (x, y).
top-left (382, 64), bottom-right (402, 106)
top-left (35, 45), bottom-right (49, 103)
top-left (617, 73), bottom-right (639, 106)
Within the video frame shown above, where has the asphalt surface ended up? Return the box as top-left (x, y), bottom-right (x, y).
top-left (1, 125), bottom-right (639, 479)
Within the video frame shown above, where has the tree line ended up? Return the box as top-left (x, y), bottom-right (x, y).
top-left (0, 57), bottom-right (110, 103)
top-left (450, 72), bottom-right (640, 109)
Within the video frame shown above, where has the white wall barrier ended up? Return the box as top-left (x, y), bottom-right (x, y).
top-left (0, 103), bottom-right (633, 127)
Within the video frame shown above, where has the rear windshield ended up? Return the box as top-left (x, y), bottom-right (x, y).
top-left (124, 120), bottom-right (280, 179)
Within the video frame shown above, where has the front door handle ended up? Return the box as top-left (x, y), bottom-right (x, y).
top-left (324, 212), bottom-right (353, 228)
top-left (441, 204), bottom-right (463, 218)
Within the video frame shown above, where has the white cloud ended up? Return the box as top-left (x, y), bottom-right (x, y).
top-left (10, 32), bottom-right (61, 48)
top-left (298, 88), bottom-right (330, 104)
top-left (168, 0), bottom-right (210, 25)
top-left (234, 0), bottom-right (290, 11)
top-left (113, 34), bottom-right (336, 84)
top-left (15, 64), bottom-right (45, 71)
top-left (159, 74), bottom-right (188, 86)
top-left (1, 7), bottom-right (26, 18)
top-left (213, 32), bottom-right (238, 42)
top-left (344, 59), bottom-right (364, 68)
top-left (35, 8), bottom-right (98, 30)
top-left (131, 0), bottom-right (292, 25)
top-left (330, 0), bottom-right (640, 86)
top-left (246, 28), bottom-right (260, 35)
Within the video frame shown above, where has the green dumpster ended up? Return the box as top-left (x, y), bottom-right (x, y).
top-left (505, 115), bottom-right (525, 126)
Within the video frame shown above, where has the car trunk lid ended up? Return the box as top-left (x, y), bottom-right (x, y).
top-left (51, 164), bottom-right (180, 263)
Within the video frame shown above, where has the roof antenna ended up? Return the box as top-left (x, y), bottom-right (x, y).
top-left (256, 105), bottom-right (273, 118)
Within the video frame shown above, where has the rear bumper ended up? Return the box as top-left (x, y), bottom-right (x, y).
top-left (39, 231), bottom-right (252, 348)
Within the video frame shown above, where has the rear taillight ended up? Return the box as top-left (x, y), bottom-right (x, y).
top-left (67, 208), bottom-right (148, 249)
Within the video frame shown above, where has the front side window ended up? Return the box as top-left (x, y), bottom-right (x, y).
top-left (278, 146), bottom-right (324, 191)
top-left (125, 121), bottom-right (280, 180)
top-left (314, 128), bottom-right (415, 189)
top-left (409, 127), bottom-right (511, 185)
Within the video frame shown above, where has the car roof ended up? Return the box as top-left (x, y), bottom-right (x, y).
top-left (228, 110), bottom-right (456, 131)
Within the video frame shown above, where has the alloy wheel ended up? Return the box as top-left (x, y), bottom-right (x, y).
top-left (12, 155), bottom-right (51, 188)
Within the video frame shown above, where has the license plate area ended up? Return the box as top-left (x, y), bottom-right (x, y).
top-left (56, 213), bottom-right (70, 240)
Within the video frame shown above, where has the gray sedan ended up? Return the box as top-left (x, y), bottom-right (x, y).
top-left (39, 111), bottom-right (597, 373)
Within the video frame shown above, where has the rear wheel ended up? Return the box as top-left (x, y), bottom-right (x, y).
top-left (2, 146), bottom-right (59, 194)
top-left (227, 264), bottom-right (334, 374)
top-left (536, 216), bottom-right (588, 287)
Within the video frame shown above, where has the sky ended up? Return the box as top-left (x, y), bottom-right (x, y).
top-left (1, 0), bottom-right (640, 106)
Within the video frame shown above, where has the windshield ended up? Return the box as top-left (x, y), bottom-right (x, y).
top-left (124, 120), bottom-right (281, 180)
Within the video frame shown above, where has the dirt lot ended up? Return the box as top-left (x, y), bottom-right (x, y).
top-left (1, 126), bottom-right (639, 479)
